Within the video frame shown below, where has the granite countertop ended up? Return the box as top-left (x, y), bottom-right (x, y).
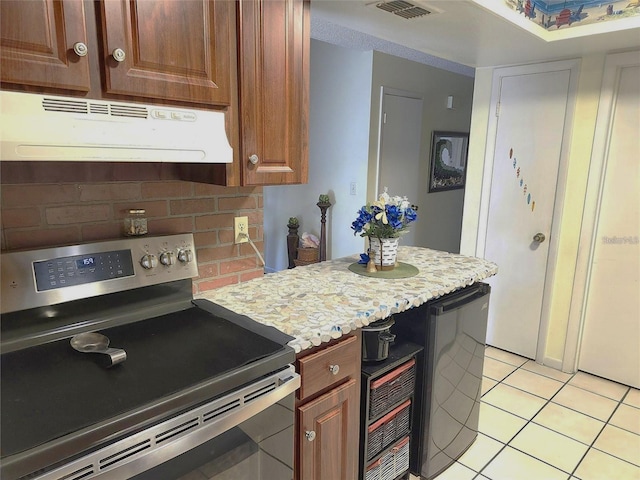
top-left (196, 246), bottom-right (498, 353)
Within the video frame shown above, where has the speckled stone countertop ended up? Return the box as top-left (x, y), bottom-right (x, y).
top-left (196, 246), bottom-right (498, 353)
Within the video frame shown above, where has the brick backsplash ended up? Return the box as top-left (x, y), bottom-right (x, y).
top-left (0, 181), bottom-right (264, 293)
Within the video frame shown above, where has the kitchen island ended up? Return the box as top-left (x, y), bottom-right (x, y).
top-left (197, 246), bottom-right (497, 480)
top-left (196, 246), bottom-right (498, 352)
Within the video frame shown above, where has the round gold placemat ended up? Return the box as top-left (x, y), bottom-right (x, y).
top-left (348, 262), bottom-right (419, 279)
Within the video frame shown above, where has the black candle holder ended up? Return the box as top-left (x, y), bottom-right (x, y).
top-left (317, 197), bottom-right (331, 262)
top-left (287, 217), bottom-right (300, 269)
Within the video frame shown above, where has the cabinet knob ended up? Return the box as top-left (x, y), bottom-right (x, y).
top-left (305, 430), bottom-right (316, 441)
top-left (73, 42), bottom-right (88, 57)
top-left (112, 48), bottom-right (126, 62)
top-left (248, 154), bottom-right (259, 165)
top-left (329, 364), bottom-right (340, 375)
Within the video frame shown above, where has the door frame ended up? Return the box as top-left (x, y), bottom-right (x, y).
top-left (476, 59), bottom-right (580, 366)
top-left (563, 51), bottom-right (640, 373)
top-left (374, 86), bottom-right (423, 200)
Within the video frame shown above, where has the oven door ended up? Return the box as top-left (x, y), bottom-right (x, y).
top-left (132, 393), bottom-right (297, 480)
top-left (32, 367), bottom-right (300, 480)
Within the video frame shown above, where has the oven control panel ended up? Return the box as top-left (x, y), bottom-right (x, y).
top-left (33, 249), bottom-right (135, 292)
top-left (1, 233), bottom-right (198, 314)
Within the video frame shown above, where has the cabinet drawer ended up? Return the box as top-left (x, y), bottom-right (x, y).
top-left (297, 335), bottom-right (358, 401)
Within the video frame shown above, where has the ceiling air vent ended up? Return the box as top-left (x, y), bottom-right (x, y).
top-left (376, 0), bottom-right (430, 19)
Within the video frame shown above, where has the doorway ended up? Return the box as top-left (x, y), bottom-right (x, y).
top-left (376, 88), bottom-right (423, 247)
top-left (477, 60), bottom-right (579, 360)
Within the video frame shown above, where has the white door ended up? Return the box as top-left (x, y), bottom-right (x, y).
top-left (578, 56), bottom-right (640, 388)
top-left (377, 90), bottom-right (423, 246)
top-left (482, 64), bottom-right (576, 359)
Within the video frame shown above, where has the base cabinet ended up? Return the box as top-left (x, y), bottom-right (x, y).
top-left (298, 378), bottom-right (358, 480)
top-left (295, 333), bottom-right (361, 480)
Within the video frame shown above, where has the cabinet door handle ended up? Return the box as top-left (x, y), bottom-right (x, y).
top-left (112, 48), bottom-right (126, 62)
top-left (305, 430), bottom-right (316, 441)
top-left (73, 42), bottom-right (88, 57)
top-left (249, 154), bottom-right (259, 165)
top-left (329, 364), bottom-right (340, 375)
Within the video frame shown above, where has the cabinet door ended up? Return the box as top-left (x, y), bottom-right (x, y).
top-left (298, 378), bottom-right (358, 480)
top-left (0, 0), bottom-right (90, 91)
top-left (238, 0), bottom-right (309, 185)
top-left (100, 0), bottom-right (235, 105)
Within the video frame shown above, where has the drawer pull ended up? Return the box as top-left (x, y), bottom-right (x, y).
top-left (329, 364), bottom-right (340, 375)
top-left (305, 430), bottom-right (316, 441)
top-left (249, 154), bottom-right (259, 165)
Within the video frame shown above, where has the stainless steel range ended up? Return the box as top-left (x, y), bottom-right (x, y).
top-left (1, 234), bottom-right (300, 480)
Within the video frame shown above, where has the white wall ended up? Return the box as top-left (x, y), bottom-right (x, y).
top-left (263, 40), bottom-right (373, 272)
top-left (367, 52), bottom-right (475, 253)
top-left (460, 67), bottom-right (493, 256)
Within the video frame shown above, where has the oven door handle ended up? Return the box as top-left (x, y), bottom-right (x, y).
top-left (31, 366), bottom-right (301, 480)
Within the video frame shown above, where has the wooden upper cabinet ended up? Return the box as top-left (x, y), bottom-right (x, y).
top-left (99, 0), bottom-right (235, 106)
top-left (0, 0), bottom-right (309, 187)
top-left (238, 0), bottom-right (310, 185)
top-left (0, 0), bottom-right (90, 91)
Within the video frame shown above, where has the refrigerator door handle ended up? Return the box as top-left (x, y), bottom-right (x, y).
top-left (430, 286), bottom-right (489, 315)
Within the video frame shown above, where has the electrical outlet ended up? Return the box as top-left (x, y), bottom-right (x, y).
top-left (350, 182), bottom-right (357, 195)
top-left (234, 216), bottom-right (249, 244)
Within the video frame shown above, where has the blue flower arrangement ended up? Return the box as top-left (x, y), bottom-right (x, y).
top-left (351, 189), bottom-right (418, 240)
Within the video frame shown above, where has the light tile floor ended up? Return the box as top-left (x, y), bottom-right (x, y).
top-left (428, 346), bottom-right (640, 480)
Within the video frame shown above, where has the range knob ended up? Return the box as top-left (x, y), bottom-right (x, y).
top-left (140, 254), bottom-right (158, 270)
top-left (160, 251), bottom-right (176, 266)
top-left (177, 249), bottom-right (194, 263)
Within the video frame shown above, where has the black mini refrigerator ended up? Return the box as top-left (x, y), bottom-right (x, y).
top-left (392, 283), bottom-right (490, 479)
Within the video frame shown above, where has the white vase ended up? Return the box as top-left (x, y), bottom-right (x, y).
top-left (369, 237), bottom-right (399, 271)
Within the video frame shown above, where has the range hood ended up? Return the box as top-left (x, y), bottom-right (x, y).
top-left (0, 91), bottom-right (233, 163)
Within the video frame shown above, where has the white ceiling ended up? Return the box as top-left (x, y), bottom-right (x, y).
top-left (310, 0), bottom-right (640, 73)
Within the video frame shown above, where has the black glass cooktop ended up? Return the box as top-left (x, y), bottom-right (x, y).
top-left (1, 300), bottom-right (293, 462)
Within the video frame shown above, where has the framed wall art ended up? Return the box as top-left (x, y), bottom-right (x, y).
top-left (428, 131), bottom-right (469, 192)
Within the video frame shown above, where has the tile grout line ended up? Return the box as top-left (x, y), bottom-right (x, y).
top-left (474, 353), bottom-right (551, 478)
top-left (479, 349), bottom-right (639, 479)
top-left (573, 392), bottom-right (640, 473)
top-left (453, 348), bottom-right (521, 479)
top-left (484, 356), bottom-right (632, 423)
top-left (486, 350), bottom-right (634, 402)
top-left (475, 361), bottom-right (577, 478)
top-left (567, 391), bottom-right (636, 478)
